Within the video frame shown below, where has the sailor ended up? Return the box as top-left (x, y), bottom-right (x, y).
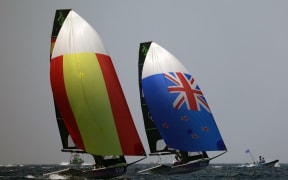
top-left (179, 151), bottom-right (188, 163)
top-left (93, 155), bottom-right (104, 169)
top-left (259, 156), bottom-right (265, 163)
top-left (172, 155), bottom-right (181, 166)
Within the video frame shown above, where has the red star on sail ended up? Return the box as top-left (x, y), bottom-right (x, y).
top-left (162, 122), bottom-right (169, 129)
top-left (202, 126), bottom-right (209, 132)
top-left (181, 116), bottom-right (188, 121)
top-left (192, 133), bottom-right (199, 139)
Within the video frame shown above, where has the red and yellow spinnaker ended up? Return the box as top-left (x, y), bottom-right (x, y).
top-left (50, 10), bottom-right (145, 156)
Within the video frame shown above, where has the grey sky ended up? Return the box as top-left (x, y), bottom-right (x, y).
top-left (0, 0), bottom-right (287, 164)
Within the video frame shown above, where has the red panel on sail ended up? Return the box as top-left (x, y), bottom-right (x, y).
top-left (50, 56), bottom-right (85, 151)
top-left (97, 54), bottom-right (145, 156)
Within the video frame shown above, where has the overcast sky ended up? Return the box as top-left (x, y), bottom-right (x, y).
top-left (0, 0), bottom-right (287, 165)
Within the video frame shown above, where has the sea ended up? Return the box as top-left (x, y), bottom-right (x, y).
top-left (0, 163), bottom-right (287, 180)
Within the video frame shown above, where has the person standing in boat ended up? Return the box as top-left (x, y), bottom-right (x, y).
top-left (179, 151), bottom-right (188, 163)
top-left (261, 156), bottom-right (265, 163)
top-left (93, 155), bottom-right (104, 169)
top-left (173, 151), bottom-right (191, 165)
top-left (173, 154), bottom-right (182, 166)
top-left (259, 156), bottom-right (265, 163)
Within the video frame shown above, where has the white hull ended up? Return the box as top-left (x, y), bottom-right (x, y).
top-left (239, 159), bottom-right (279, 167)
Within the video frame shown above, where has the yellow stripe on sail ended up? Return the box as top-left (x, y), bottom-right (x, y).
top-left (63, 52), bottom-right (122, 155)
top-left (50, 41), bottom-right (55, 55)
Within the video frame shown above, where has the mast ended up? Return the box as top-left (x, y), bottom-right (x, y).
top-left (139, 42), bottom-right (168, 155)
top-left (246, 149), bottom-right (256, 164)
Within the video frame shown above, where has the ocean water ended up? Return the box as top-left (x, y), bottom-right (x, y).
top-left (0, 163), bottom-right (286, 180)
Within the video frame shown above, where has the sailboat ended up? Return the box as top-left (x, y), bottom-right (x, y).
top-left (137, 42), bottom-right (227, 174)
top-left (46, 9), bottom-right (146, 179)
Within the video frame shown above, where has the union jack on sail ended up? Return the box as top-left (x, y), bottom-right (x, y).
top-left (164, 72), bottom-right (210, 112)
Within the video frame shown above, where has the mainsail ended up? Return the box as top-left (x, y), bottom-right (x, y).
top-left (138, 42), bottom-right (164, 154)
top-left (138, 42), bottom-right (226, 174)
top-left (50, 9), bottom-right (145, 158)
top-left (51, 9), bottom-right (77, 152)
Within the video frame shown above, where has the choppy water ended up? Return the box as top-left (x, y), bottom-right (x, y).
top-left (0, 163), bottom-right (286, 179)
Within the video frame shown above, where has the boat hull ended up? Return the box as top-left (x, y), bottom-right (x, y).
top-left (44, 164), bottom-right (127, 179)
top-left (258, 159), bottom-right (279, 167)
top-left (240, 159), bottom-right (279, 167)
top-left (138, 158), bottom-right (209, 175)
